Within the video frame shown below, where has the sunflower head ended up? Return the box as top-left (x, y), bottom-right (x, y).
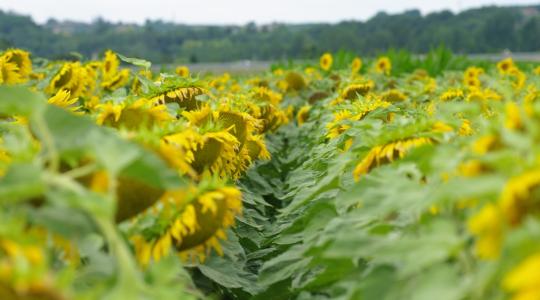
top-left (296, 105), bottom-right (311, 126)
top-left (440, 88), bottom-right (464, 101)
top-left (176, 66), bottom-right (190, 77)
top-left (497, 57), bottom-right (514, 74)
top-left (380, 89), bottom-right (407, 102)
top-left (375, 57), bottom-right (392, 75)
top-left (251, 86), bottom-right (283, 105)
top-left (1, 49), bottom-right (32, 78)
top-left (341, 81), bottom-right (375, 100)
top-left (46, 62), bottom-right (87, 97)
top-left (351, 57), bottom-right (362, 74)
top-left (284, 72), bottom-right (306, 91)
top-left (96, 98), bottom-right (172, 129)
top-left (245, 135), bottom-right (271, 161)
top-left (130, 179), bottom-right (242, 265)
top-left (320, 53), bottom-right (333, 71)
top-left (147, 76), bottom-right (207, 111)
top-left (102, 50), bottom-right (120, 78)
top-left (0, 56), bottom-right (23, 85)
top-left (102, 69), bottom-right (130, 91)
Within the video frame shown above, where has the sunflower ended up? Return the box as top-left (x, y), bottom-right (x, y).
top-left (251, 86), bottom-right (283, 105)
top-left (258, 104), bottom-right (289, 133)
top-left (0, 225), bottom-right (69, 300)
top-left (380, 89), bottom-right (407, 102)
top-left (440, 88), bottom-right (464, 101)
top-left (183, 105), bottom-right (260, 148)
top-left (524, 86), bottom-right (540, 116)
top-left (468, 169), bottom-right (540, 259)
top-left (284, 72), bottom-right (306, 91)
top-left (245, 135), bottom-right (271, 161)
top-left (102, 69), bottom-right (130, 91)
top-left (320, 53), bottom-right (333, 71)
top-left (176, 66), bottom-right (190, 77)
top-left (505, 102), bottom-right (522, 130)
top-left (102, 50), bottom-right (120, 78)
top-left (131, 69), bottom-right (153, 94)
top-left (468, 203), bottom-right (503, 259)
top-left (339, 81), bottom-right (375, 101)
top-left (163, 129), bottom-right (239, 178)
top-left (47, 90), bottom-right (80, 112)
top-left (463, 66), bottom-right (483, 88)
top-left (327, 98), bottom-right (390, 139)
top-left (88, 171), bottom-right (166, 223)
top-left (1, 49), bottom-right (32, 79)
top-left (503, 253), bottom-right (540, 300)
top-left (353, 137), bottom-right (432, 181)
top-left (96, 98), bottom-right (172, 129)
top-left (497, 57), bottom-right (514, 75)
top-left (0, 56), bottom-right (23, 85)
top-left (296, 105), bottom-right (311, 126)
top-left (149, 85), bottom-right (206, 111)
top-left (375, 57), bottom-right (391, 75)
top-left (326, 111), bottom-right (355, 139)
top-left (351, 57), bottom-right (362, 74)
top-left (130, 181), bottom-right (242, 265)
top-left (46, 62), bottom-right (87, 97)
top-left (508, 67), bottom-right (526, 90)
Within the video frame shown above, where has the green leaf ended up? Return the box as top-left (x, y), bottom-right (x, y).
top-left (0, 86), bottom-right (45, 116)
top-left (0, 163), bottom-right (45, 202)
top-left (117, 53), bottom-right (152, 69)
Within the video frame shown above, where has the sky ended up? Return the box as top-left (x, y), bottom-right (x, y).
top-left (2, 0), bottom-right (540, 25)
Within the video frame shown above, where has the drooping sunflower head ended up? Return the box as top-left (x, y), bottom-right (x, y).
top-left (46, 62), bottom-right (86, 97)
top-left (216, 105), bottom-right (261, 147)
top-left (340, 81), bottom-right (375, 101)
top-left (146, 76), bottom-right (207, 111)
top-left (258, 103), bottom-right (289, 133)
top-left (353, 136), bottom-right (433, 181)
top-left (96, 97), bottom-right (172, 129)
top-left (163, 127), bottom-right (240, 179)
top-left (0, 220), bottom-right (71, 300)
top-left (375, 56), bottom-right (392, 75)
top-left (296, 105), bottom-right (311, 126)
top-left (284, 71), bottom-right (306, 92)
top-left (1, 49), bottom-right (32, 79)
top-left (250, 86), bottom-right (283, 105)
top-left (102, 69), bottom-right (130, 91)
top-left (0, 56), bottom-right (23, 85)
top-left (245, 134), bottom-right (271, 161)
top-left (319, 53), bottom-right (333, 71)
top-left (440, 88), bottom-right (464, 101)
top-left (380, 89), bottom-right (407, 102)
top-left (130, 179), bottom-right (243, 265)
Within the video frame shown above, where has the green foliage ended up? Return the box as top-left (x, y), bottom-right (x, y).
top-left (1, 5), bottom-right (540, 63)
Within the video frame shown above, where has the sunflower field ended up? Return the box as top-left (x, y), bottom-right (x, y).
top-left (1, 48), bottom-right (540, 300)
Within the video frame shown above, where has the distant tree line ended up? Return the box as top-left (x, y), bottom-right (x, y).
top-left (1, 5), bottom-right (540, 63)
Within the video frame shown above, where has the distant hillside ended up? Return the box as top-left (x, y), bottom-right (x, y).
top-left (1, 5), bottom-right (540, 63)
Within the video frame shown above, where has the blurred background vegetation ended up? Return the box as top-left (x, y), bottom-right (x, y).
top-left (1, 4), bottom-right (540, 63)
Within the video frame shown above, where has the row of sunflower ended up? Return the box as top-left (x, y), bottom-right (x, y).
top-left (234, 53), bottom-right (540, 299)
top-left (0, 48), bottom-right (293, 299)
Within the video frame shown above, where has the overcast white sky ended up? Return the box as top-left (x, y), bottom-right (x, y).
top-left (2, 0), bottom-right (539, 25)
